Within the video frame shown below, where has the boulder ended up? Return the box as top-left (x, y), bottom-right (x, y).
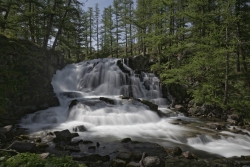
top-left (117, 60), bottom-right (131, 75)
top-left (100, 97), bottom-right (116, 105)
top-left (116, 152), bottom-right (132, 162)
top-left (0, 125), bottom-right (14, 140)
top-left (126, 162), bottom-right (140, 167)
top-left (110, 158), bottom-right (127, 167)
top-left (8, 141), bottom-right (37, 153)
top-left (132, 151), bottom-right (143, 161)
top-left (167, 147), bottom-right (182, 156)
top-left (174, 105), bottom-right (186, 113)
top-left (142, 156), bottom-right (161, 167)
top-left (69, 100), bottom-right (78, 110)
top-left (53, 129), bottom-right (78, 142)
top-left (73, 154), bottom-right (110, 162)
top-left (72, 125), bottom-right (87, 132)
top-left (140, 100), bottom-right (158, 112)
top-left (207, 123), bottom-right (223, 130)
top-left (182, 151), bottom-right (197, 159)
top-left (121, 138), bottom-right (132, 143)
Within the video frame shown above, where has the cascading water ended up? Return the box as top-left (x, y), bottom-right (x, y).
top-left (20, 58), bottom-right (250, 158)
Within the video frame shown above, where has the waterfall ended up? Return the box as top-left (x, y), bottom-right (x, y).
top-left (19, 58), bottom-right (250, 158)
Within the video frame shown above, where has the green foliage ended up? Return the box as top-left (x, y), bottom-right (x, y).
top-left (2, 153), bottom-right (85, 167)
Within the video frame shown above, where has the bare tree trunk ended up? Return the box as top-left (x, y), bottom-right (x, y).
top-left (43, 0), bottom-right (56, 49)
top-left (52, 0), bottom-right (72, 51)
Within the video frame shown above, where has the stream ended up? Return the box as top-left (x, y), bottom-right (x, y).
top-left (19, 58), bottom-right (250, 158)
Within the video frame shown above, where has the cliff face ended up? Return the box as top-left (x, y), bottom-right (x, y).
top-left (0, 35), bottom-right (63, 126)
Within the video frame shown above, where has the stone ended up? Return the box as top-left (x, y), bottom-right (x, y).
top-left (110, 158), bottom-right (126, 167)
top-left (73, 154), bottom-right (110, 162)
top-left (142, 156), bottom-right (161, 167)
top-left (39, 152), bottom-right (50, 159)
top-left (69, 100), bottom-right (78, 110)
top-left (175, 105), bottom-right (186, 113)
top-left (182, 151), bottom-right (197, 159)
top-left (121, 138), bottom-right (132, 143)
top-left (140, 100), bottom-right (158, 111)
top-left (8, 141), bottom-right (37, 153)
top-left (126, 162), bottom-right (140, 167)
top-left (72, 125), bottom-right (87, 132)
top-left (0, 125), bottom-right (14, 140)
top-left (65, 145), bottom-right (80, 152)
top-left (100, 97), bottom-right (116, 105)
top-left (168, 147), bottom-right (182, 156)
top-left (116, 152), bottom-right (132, 162)
top-left (53, 129), bottom-right (78, 142)
top-left (132, 151), bottom-right (143, 161)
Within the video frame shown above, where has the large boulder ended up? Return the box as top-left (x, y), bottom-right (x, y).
top-left (141, 156), bottom-right (162, 167)
top-left (0, 125), bottom-right (14, 141)
top-left (116, 152), bottom-right (132, 162)
top-left (53, 129), bottom-right (79, 142)
top-left (110, 158), bottom-right (127, 167)
top-left (8, 141), bottom-right (37, 153)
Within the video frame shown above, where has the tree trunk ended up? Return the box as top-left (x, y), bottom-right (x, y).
top-left (52, 0), bottom-right (72, 51)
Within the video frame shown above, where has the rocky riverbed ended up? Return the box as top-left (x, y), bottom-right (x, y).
top-left (1, 98), bottom-right (250, 167)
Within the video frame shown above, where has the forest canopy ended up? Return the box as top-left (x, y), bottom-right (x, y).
top-left (1, 0), bottom-right (250, 116)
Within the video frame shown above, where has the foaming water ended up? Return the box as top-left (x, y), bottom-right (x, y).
top-left (20, 58), bottom-right (250, 158)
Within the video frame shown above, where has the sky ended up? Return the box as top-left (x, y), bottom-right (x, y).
top-left (80, 0), bottom-right (113, 11)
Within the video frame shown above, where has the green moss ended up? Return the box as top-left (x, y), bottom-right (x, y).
top-left (2, 153), bottom-right (86, 167)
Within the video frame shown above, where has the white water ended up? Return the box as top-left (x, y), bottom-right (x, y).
top-left (20, 58), bottom-right (250, 158)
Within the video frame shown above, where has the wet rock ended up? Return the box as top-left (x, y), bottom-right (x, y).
top-left (69, 100), bottom-right (78, 110)
top-left (182, 151), bottom-right (197, 159)
top-left (88, 146), bottom-right (96, 151)
top-left (126, 162), bottom-right (140, 167)
top-left (141, 156), bottom-right (162, 167)
top-left (139, 100), bottom-right (158, 112)
top-left (65, 145), bottom-right (80, 152)
top-left (120, 95), bottom-right (130, 100)
top-left (110, 158), bottom-right (127, 167)
top-left (121, 138), bottom-right (132, 143)
top-left (97, 142), bottom-right (100, 147)
top-left (167, 147), bottom-right (182, 156)
top-left (35, 138), bottom-right (42, 142)
top-left (227, 114), bottom-right (244, 126)
top-left (53, 129), bottom-right (78, 142)
top-left (73, 154), bottom-right (110, 162)
top-left (165, 158), bottom-right (208, 167)
top-left (36, 143), bottom-right (49, 151)
top-left (116, 152), bottom-right (132, 162)
top-left (8, 141), bottom-right (37, 153)
top-left (72, 125), bottom-right (87, 132)
top-left (0, 125), bottom-right (14, 140)
top-left (16, 135), bottom-right (30, 141)
top-left (207, 123), bottom-right (223, 130)
top-left (132, 151), bottom-right (143, 161)
top-left (117, 60), bottom-right (131, 75)
top-left (175, 105), bottom-right (186, 113)
top-left (82, 140), bottom-right (94, 144)
top-left (100, 97), bottom-right (116, 105)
